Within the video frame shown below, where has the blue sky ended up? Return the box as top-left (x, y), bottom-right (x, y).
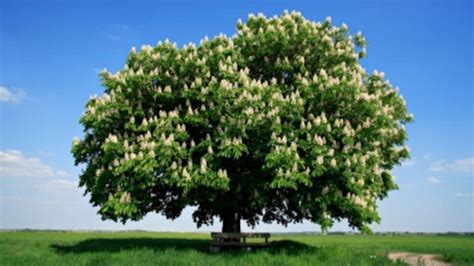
top-left (0, 0), bottom-right (472, 232)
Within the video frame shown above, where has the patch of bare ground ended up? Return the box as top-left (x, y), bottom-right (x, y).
top-left (388, 252), bottom-right (451, 266)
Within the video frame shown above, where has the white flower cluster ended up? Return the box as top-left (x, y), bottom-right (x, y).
top-left (221, 137), bottom-right (243, 147)
top-left (217, 168), bottom-right (228, 179)
top-left (160, 133), bottom-right (175, 146)
top-left (120, 192), bottom-right (132, 203)
top-left (200, 157), bottom-right (207, 174)
top-left (347, 193), bottom-right (368, 208)
top-left (349, 177), bottom-right (365, 187)
top-left (72, 136), bottom-right (81, 147)
top-left (182, 168), bottom-right (191, 181)
top-left (105, 133), bottom-right (118, 144)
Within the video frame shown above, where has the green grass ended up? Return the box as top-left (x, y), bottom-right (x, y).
top-left (0, 231), bottom-right (472, 265)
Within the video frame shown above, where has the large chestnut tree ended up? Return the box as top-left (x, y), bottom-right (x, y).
top-left (72, 11), bottom-right (412, 233)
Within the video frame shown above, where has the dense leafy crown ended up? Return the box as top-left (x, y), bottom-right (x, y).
top-left (72, 11), bottom-right (412, 232)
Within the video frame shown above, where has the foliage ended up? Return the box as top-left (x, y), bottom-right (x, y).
top-left (72, 11), bottom-right (412, 232)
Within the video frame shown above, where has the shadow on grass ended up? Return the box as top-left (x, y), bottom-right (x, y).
top-left (51, 237), bottom-right (317, 256)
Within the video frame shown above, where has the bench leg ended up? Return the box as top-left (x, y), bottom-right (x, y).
top-left (209, 246), bottom-right (220, 252)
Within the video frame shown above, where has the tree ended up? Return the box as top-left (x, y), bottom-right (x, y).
top-left (72, 11), bottom-right (412, 234)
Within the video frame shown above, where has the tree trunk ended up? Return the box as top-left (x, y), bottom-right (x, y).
top-left (222, 211), bottom-right (241, 233)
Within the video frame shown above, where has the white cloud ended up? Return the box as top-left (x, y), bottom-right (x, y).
top-left (36, 150), bottom-right (55, 158)
top-left (45, 179), bottom-right (80, 192)
top-left (32, 178), bottom-right (81, 196)
top-left (455, 192), bottom-right (472, 197)
top-left (0, 150), bottom-right (70, 178)
top-left (422, 153), bottom-right (432, 160)
top-left (426, 176), bottom-right (440, 184)
top-left (0, 86), bottom-right (26, 103)
top-left (430, 157), bottom-right (474, 173)
top-left (400, 159), bottom-right (416, 167)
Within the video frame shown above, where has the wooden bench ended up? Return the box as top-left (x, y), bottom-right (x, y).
top-left (209, 232), bottom-right (270, 252)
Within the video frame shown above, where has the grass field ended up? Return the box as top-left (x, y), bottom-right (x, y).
top-left (0, 231), bottom-right (473, 265)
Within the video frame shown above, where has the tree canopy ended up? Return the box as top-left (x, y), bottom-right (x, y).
top-left (72, 11), bottom-right (412, 233)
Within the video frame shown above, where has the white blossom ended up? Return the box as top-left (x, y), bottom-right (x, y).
top-left (148, 150), bottom-right (156, 158)
top-left (72, 137), bottom-right (80, 147)
top-left (314, 135), bottom-right (324, 146)
top-left (200, 158), bottom-right (207, 174)
top-left (217, 168), bottom-right (228, 179)
top-left (345, 159), bottom-right (351, 167)
top-left (171, 161), bottom-right (178, 170)
top-left (300, 120), bottom-right (306, 129)
top-left (120, 192), bottom-right (131, 203)
top-left (315, 116), bottom-right (321, 126)
top-left (317, 156), bottom-right (324, 165)
top-left (183, 168), bottom-right (191, 181)
top-left (290, 141), bottom-right (298, 151)
top-left (291, 162), bottom-right (298, 173)
top-left (328, 149), bottom-right (334, 157)
top-left (106, 134), bottom-right (118, 143)
top-left (319, 69), bottom-right (328, 79)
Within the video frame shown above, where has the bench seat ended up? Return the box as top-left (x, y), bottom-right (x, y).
top-left (209, 232), bottom-right (271, 251)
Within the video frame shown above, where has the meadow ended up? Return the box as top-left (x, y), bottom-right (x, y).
top-left (0, 231), bottom-right (472, 265)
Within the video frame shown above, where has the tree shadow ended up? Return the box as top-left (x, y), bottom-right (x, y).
top-left (51, 238), bottom-right (209, 254)
top-left (51, 237), bottom-right (318, 256)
